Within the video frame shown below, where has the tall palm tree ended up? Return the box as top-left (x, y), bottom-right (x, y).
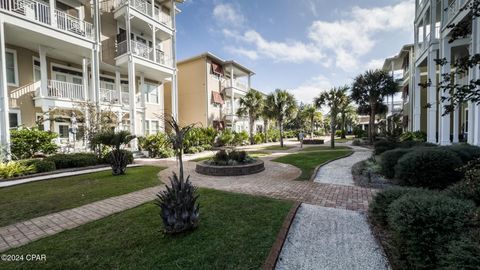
top-left (237, 89), bottom-right (264, 145)
top-left (302, 104), bottom-right (320, 139)
top-left (338, 96), bottom-right (355, 139)
top-left (351, 69), bottom-right (398, 143)
top-left (261, 105), bottom-right (274, 143)
top-left (314, 86), bottom-right (349, 148)
top-left (265, 89), bottom-right (297, 147)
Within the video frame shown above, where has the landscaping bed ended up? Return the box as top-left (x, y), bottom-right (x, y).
top-left (302, 139), bottom-right (324, 145)
top-left (0, 166), bottom-right (164, 227)
top-left (2, 189), bottom-right (293, 270)
top-left (196, 159), bottom-right (265, 176)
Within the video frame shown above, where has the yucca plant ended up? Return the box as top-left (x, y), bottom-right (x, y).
top-left (155, 172), bottom-right (200, 234)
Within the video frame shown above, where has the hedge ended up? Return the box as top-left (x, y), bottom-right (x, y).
top-left (379, 148), bottom-right (412, 178)
top-left (46, 153), bottom-right (102, 169)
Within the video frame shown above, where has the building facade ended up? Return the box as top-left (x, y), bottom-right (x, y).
top-left (412, 0), bottom-right (479, 145)
top-left (167, 52), bottom-right (264, 133)
top-left (0, 0), bottom-right (182, 156)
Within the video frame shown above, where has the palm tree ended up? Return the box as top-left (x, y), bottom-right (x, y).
top-left (302, 104), bottom-right (320, 139)
top-left (338, 97), bottom-right (355, 139)
top-left (93, 130), bottom-right (135, 175)
top-left (314, 86), bottom-right (349, 148)
top-left (351, 70), bottom-right (398, 143)
top-left (261, 106), bottom-right (273, 143)
top-left (237, 89), bottom-right (264, 145)
top-left (265, 89), bottom-right (297, 148)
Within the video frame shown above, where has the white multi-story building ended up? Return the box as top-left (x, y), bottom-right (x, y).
top-left (0, 0), bottom-right (183, 156)
top-left (412, 0), bottom-right (479, 145)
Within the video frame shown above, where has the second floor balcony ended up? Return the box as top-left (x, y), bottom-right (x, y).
top-left (114, 0), bottom-right (172, 28)
top-left (0, 0), bottom-right (94, 41)
top-left (117, 40), bottom-right (173, 68)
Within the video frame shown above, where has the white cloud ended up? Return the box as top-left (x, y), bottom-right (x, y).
top-left (213, 3), bottom-right (244, 26)
top-left (289, 75), bottom-right (332, 105)
top-left (366, 58), bottom-right (385, 70)
top-left (225, 47), bottom-right (259, 60)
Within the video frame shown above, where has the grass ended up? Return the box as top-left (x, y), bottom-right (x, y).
top-left (261, 145), bottom-right (294, 151)
top-left (300, 145), bottom-right (351, 152)
top-left (334, 136), bottom-right (355, 143)
top-left (191, 151), bottom-right (270, 162)
top-left (0, 166), bottom-right (164, 227)
top-left (4, 188), bottom-right (293, 270)
top-left (273, 150), bottom-right (353, 180)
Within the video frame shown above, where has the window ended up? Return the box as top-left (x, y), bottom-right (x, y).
top-left (150, 120), bottom-right (160, 134)
top-left (58, 125), bottom-right (69, 138)
top-left (145, 83), bottom-right (159, 104)
top-left (33, 59), bottom-right (41, 82)
top-left (6, 50), bottom-right (18, 86)
top-left (9, 112), bottom-right (20, 128)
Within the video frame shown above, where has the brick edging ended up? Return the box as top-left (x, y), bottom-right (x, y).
top-left (308, 150), bottom-right (355, 182)
top-left (262, 201), bottom-right (302, 270)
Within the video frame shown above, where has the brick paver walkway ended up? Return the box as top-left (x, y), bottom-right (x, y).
top-left (0, 140), bottom-right (376, 252)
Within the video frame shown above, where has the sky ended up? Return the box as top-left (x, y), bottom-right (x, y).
top-left (175, 0), bottom-right (414, 104)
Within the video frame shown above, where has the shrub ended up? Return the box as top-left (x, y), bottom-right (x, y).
top-left (379, 148), bottom-right (412, 178)
top-left (353, 125), bottom-right (367, 138)
top-left (267, 129), bottom-right (280, 142)
top-left (438, 235), bottom-right (480, 270)
top-left (395, 148), bottom-right (463, 189)
top-left (253, 133), bottom-right (263, 144)
top-left (184, 127), bottom-right (218, 151)
top-left (218, 129), bottom-right (234, 146)
top-left (398, 140), bottom-right (437, 149)
top-left (232, 131), bottom-right (249, 146)
top-left (93, 130), bottom-right (134, 175)
top-left (46, 153), bottom-right (100, 169)
top-left (445, 158), bottom-right (480, 205)
top-left (10, 127), bottom-right (58, 159)
top-left (399, 131), bottom-right (427, 142)
top-left (105, 150), bottom-right (133, 165)
top-left (374, 139), bottom-right (398, 155)
top-left (0, 161), bottom-right (35, 178)
top-left (139, 133), bottom-right (174, 158)
top-left (155, 173), bottom-right (199, 234)
top-left (387, 193), bottom-right (475, 269)
top-left (368, 187), bottom-right (425, 227)
top-left (440, 144), bottom-right (480, 164)
top-left (211, 150), bottom-right (252, 166)
top-left (21, 159), bottom-right (56, 173)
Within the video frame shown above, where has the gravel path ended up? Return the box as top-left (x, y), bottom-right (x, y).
top-left (276, 204), bottom-right (389, 270)
top-left (313, 146), bottom-right (372, 186)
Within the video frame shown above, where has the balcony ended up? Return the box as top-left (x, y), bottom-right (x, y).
top-left (100, 88), bottom-right (120, 104)
top-left (117, 40), bottom-right (173, 68)
top-left (114, 0), bottom-right (172, 28)
top-left (224, 79), bottom-right (248, 93)
top-left (47, 79), bottom-right (84, 100)
top-left (0, 0), bottom-right (94, 40)
top-left (443, 0), bottom-right (468, 27)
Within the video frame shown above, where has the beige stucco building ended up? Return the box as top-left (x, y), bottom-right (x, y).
top-left (0, 0), bottom-right (183, 156)
top-left (166, 52), bottom-right (264, 133)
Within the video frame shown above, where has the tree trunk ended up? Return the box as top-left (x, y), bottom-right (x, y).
top-left (330, 114), bottom-right (336, 149)
top-left (279, 120), bottom-right (284, 148)
top-left (178, 150), bottom-right (184, 181)
top-left (249, 117), bottom-right (255, 145)
top-left (369, 103), bottom-right (376, 144)
top-left (341, 114), bottom-right (347, 139)
top-left (263, 119), bottom-right (268, 143)
top-left (310, 115), bottom-right (314, 138)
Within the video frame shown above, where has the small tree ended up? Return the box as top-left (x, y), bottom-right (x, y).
top-left (351, 70), bottom-right (398, 143)
top-left (302, 104), bottom-right (322, 139)
top-left (93, 130), bottom-right (134, 175)
top-left (237, 89), bottom-right (264, 145)
top-left (264, 89), bottom-right (297, 148)
top-left (315, 86), bottom-right (349, 148)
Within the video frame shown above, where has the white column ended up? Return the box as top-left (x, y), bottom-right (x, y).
top-left (230, 64), bottom-right (235, 130)
top-left (247, 74), bottom-right (251, 91)
top-left (42, 107), bottom-right (51, 131)
top-left (473, 17), bottom-right (480, 145)
top-left (452, 73), bottom-right (460, 143)
top-left (82, 58), bottom-right (88, 101)
top-left (0, 18), bottom-right (11, 160)
top-left (115, 69), bottom-right (121, 104)
top-left (140, 73), bottom-right (146, 136)
top-left (427, 50), bottom-right (437, 143)
top-left (151, 0), bottom-right (155, 17)
top-left (152, 27), bottom-right (157, 63)
top-left (413, 66), bottom-right (421, 131)
top-left (39, 46), bottom-right (48, 98)
top-left (170, 0), bottom-right (178, 120)
top-left (439, 39), bottom-right (451, 145)
top-left (128, 59), bottom-right (138, 150)
top-left (49, 0), bottom-right (55, 27)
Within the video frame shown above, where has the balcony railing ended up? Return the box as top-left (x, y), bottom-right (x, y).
top-left (444, 0), bottom-right (467, 26)
top-left (47, 79), bottom-right (84, 100)
top-left (0, 0), bottom-right (94, 40)
top-left (100, 88), bottom-right (120, 104)
top-left (114, 0), bottom-right (172, 28)
top-left (225, 80), bottom-right (248, 92)
top-left (117, 40), bottom-right (173, 68)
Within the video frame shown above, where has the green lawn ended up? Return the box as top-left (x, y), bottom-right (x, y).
top-left (3, 189), bottom-right (293, 270)
top-left (261, 145), bottom-right (294, 151)
top-left (334, 136), bottom-right (355, 143)
top-left (0, 166), bottom-right (164, 227)
top-left (191, 151), bottom-right (270, 162)
top-left (273, 150), bottom-right (352, 180)
top-left (300, 145), bottom-right (351, 152)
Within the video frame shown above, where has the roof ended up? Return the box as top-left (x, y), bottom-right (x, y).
top-left (177, 52), bottom-right (255, 75)
top-left (382, 44), bottom-right (414, 70)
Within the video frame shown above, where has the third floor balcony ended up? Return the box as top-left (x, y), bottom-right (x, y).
top-left (443, 0), bottom-right (469, 28)
top-left (114, 0), bottom-right (172, 29)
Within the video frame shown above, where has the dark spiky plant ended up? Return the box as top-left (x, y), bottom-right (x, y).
top-left (155, 115), bottom-right (200, 234)
top-left (92, 130), bottom-right (135, 175)
top-left (155, 173), bottom-right (200, 234)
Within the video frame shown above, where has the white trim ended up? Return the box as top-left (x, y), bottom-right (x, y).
top-left (32, 56), bottom-right (41, 82)
top-left (50, 62), bottom-right (83, 73)
top-left (6, 48), bottom-right (19, 87)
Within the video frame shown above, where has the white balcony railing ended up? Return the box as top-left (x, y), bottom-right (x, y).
top-left (225, 80), bottom-right (248, 92)
top-left (117, 40), bottom-right (173, 68)
top-left (100, 88), bottom-right (120, 104)
top-left (0, 0), bottom-right (94, 40)
top-left (114, 0), bottom-right (172, 28)
top-left (444, 0), bottom-right (467, 26)
top-left (47, 79), bottom-right (84, 100)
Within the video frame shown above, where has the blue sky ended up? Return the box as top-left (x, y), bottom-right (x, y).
top-left (175, 0), bottom-right (414, 104)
